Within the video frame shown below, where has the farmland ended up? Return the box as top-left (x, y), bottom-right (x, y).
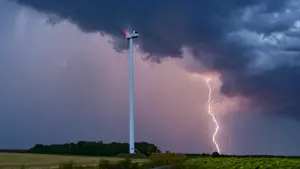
top-left (179, 157), bottom-right (300, 169)
top-left (1, 152), bottom-right (300, 168)
top-left (0, 153), bottom-right (147, 168)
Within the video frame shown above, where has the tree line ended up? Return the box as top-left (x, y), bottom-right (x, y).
top-left (28, 141), bottom-right (161, 156)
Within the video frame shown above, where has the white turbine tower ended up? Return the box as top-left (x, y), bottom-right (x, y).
top-left (125, 30), bottom-right (139, 154)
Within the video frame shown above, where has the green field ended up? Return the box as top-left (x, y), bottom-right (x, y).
top-left (180, 157), bottom-right (300, 169)
top-left (2, 153), bottom-right (300, 169)
top-left (0, 153), bottom-right (147, 168)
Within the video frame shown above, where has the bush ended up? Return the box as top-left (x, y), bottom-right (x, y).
top-left (118, 158), bottom-right (141, 169)
top-left (98, 158), bottom-right (141, 169)
top-left (116, 153), bottom-right (147, 159)
top-left (54, 153), bottom-right (186, 169)
top-left (150, 152), bottom-right (187, 166)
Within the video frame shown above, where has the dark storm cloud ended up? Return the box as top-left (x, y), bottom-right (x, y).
top-left (14, 0), bottom-right (300, 119)
top-left (14, 0), bottom-right (287, 57)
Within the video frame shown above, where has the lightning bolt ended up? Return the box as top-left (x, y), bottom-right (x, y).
top-left (203, 77), bottom-right (220, 154)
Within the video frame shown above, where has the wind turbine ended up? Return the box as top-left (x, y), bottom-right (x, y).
top-left (125, 30), bottom-right (139, 154)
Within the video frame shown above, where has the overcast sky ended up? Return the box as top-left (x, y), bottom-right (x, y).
top-left (1, 0), bottom-right (300, 155)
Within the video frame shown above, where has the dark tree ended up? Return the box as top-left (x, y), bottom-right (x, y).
top-left (212, 151), bottom-right (220, 157)
top-left (28, 141), bottom-right (160, 157)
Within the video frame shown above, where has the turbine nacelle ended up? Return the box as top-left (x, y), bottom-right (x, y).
top-left (126, 30), bottom-right (139, 39)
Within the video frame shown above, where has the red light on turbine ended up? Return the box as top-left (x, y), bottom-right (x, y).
top-left (123, 29), bottom-right (129, 35)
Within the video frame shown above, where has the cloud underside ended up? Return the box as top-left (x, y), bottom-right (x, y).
top-left (15, 0), bottom-right (300, 119)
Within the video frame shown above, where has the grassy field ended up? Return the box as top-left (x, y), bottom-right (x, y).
top-left (2, 153), bottom-right (300, 169)
top-left (180, 157), bottom-right (300, 169)
top-left (0, 153), bottom-right (147, 168)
